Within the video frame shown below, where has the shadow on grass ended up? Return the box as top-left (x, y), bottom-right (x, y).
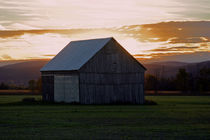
top-left (1, 97), bottom-right (157, 106)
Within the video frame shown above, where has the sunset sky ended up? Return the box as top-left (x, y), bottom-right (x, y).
top-left (0, 0), bottom-right (210, 62)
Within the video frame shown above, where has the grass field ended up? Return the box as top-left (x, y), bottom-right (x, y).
top-left (0, 95), bottom-right (210, 139)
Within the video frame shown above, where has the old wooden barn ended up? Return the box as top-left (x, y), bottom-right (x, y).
top-left (40, 37), bottom-right (146, 104)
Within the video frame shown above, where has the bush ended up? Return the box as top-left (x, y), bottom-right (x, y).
top-left (144, 99), bottom-right (157, 105)
top-left (22, 97), bottom-right (36, 102)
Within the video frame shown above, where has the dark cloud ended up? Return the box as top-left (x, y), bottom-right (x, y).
top-left (0, 29), bottom-right (97, 38)
top-left (116, 21), bottom-right (210, 43)
top-left (136, 52), bottom-right (210, 63)
top-left (169, 37), bottom-right (209, 44)
top-left (148, 46), bottom-right (199, 52)
top-left (1, 21), bottom-right (210, 45)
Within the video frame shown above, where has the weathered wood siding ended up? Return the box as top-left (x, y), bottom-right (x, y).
top-left (42, 71), bottom-right (79, 103)
top-left (79, 39), bottom-right (145, 104)
top-left (42, 75), bottom-right (54, 102)
top-left (54, 75), bottom-right (79, 103)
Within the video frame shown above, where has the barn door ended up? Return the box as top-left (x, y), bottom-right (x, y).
top-left (54, 76), bottom-right (65, 102)
top-left (54, 75), bottom-right (79, 103)
top-left (64, 76), bottom-right (79, 103)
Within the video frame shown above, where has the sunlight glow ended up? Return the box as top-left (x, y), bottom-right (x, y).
top-left (0, 0), bottom-right (210, 62)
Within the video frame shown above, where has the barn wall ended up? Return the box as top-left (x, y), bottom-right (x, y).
top-left (79, 73), bottom-right (144, 104)
top-left (54, 75), bottom-right (79, 103)
top-left (41, 71), bottom-right (79, 103)
top-left (79, 39), bottom-right (145, 104)
top-left (42, 74), bottom-right (54, 102)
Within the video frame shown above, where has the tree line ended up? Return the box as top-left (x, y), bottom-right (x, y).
top-left (0, 67), bottom-right (209, 94)
top-left (145, 67), bottom-right (210, 93)
top-left (0, 78), bottom-right (42, 92)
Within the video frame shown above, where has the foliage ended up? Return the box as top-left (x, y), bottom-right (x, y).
top-left (145, 74), bottom-right (158, 90)
top-left (28, 80), bottom-right (36, 91)
top-left (0, 82), bottom-right (9, 89)
top-left (145, 67), bottom-right (210, 93)
top-left (197, 67), bottom-right (210, 91)
top-left (0, 82), bottom-right (25, 90)
top-left (0, 77), bottom-right (42, 91)
top-left (36, 77), bottom-right (42, 92)
top-left (144, 99), bottom-right (157, 105)
top-left (175, 68), bottom-right (189, 91)
top-left (27, 77), bottom-right (42, 92)
top-left (22, 97), bottom-right (36, 102)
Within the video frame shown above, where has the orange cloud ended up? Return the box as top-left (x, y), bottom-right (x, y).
top-left (0, 21), bottom-right (210, 62)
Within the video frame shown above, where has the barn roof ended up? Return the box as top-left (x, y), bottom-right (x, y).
top-left (40, 37), bottom-right (146, 72)
top-left (41, 37), bottom-right (112, 71)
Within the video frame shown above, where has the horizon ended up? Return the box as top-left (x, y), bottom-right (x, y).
top-left (1, 57), bottom-right (210, 66)
top-left (0, 0), bottom-right (210, 62)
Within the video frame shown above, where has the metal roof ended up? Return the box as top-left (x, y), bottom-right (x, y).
top-left (40, 37), bottom-right (112, 71)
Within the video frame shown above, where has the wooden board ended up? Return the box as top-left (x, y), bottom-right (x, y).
top-left (54, 75), bottom-right (79, 103)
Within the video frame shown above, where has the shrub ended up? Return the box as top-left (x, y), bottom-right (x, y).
top-left (22, 97), bottom-right (36, 102)
top-left (144, 99), bottom-right (157, 105)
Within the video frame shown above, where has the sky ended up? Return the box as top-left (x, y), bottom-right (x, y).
top-left (0, 0), bottom-right (210, 62)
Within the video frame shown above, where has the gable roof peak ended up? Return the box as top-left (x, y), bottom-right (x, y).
top-left (40, 37), bottom-right (112, 71)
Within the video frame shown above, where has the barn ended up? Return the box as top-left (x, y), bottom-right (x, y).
top-left (40, 37), bottom-right (146, 104)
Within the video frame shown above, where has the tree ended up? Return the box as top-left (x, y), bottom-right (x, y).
top-left (36, 77), bottom-right (42, 93)
top-left (197, 68), bottom-right (210, 92)
top-left (28, 80), bottom-right (36, 92)
top-left (175, 68), bottom-right (189, 92)
top-left (0, 82), bottom-right (9, 89)
top-left (145, 74), bottom-right (158, 93)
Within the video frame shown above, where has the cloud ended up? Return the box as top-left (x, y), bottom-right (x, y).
top-left (172, 0), bottom-right (210, 21)
top-left (1, 0), bottom-right (203, 29)
top-left (0, 29), bottom-right (93, 38)
top-left (7, 23), bottom-right (41, 30)
top-left (0, 33), bottom-right (72, 60)
top-left (42, 54), bottom-right (56, 57)
top-left (162, 52), bottom-right (209, 62)
top-left (149, 46), bottom-right (199, 52)
top-left (169, 37), bottom-right (209, 44)
top-left (0, 0), bottom-right (210, 30)
top-left (1, 54), bottom-right (12, 60)
top-left (0, 24), bottom-right (6, 30)
top-left (2, 21), bottom-right (210, 41)
top-left (0, 21), bottom-right (210, 62)
top-left (136, 51), bottom-right (210, 63)
top-left (115, 21), bottom-right (210, 43)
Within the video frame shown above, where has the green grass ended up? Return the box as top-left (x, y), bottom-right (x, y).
top-left (0, 95), bottom-right (210, 140)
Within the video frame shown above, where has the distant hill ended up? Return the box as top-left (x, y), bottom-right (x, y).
top-left (144, 61), bottom-right (210, 78)
top-left (0, 60), bottom-right (49, 85)
top-left (0, 59), bottom-right (209, 85)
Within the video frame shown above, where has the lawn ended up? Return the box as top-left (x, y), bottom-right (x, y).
top-left (0, 95), bottom-right (210, 140)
